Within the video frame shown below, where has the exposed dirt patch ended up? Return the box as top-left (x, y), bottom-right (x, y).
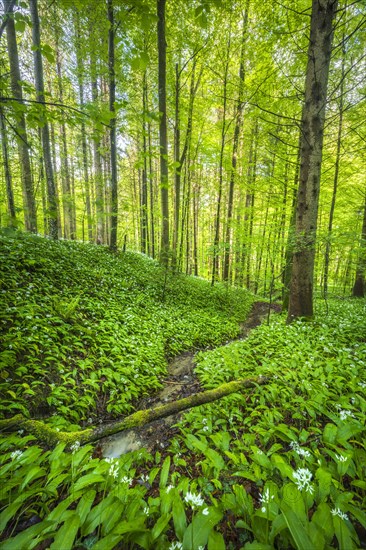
top-left (100, 301), bottom-right (281, 457)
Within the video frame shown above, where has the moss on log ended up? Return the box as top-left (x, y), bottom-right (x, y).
top-left (0, 376), bottom-right (267, 448)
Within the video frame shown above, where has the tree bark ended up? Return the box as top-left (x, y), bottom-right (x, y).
top-left (352, 192), bottom-right (366, 297)
top-left (108, 0), bottom-right (118, 252)
top-left (223, 2), bottom-right (249, 282)
top-left (30, 0), bottom-right (58, 239)
top-left (287, 0), bottom-right (338, 322)
top-left (5, 0), bottom-right (37, 233)
top-left (0, 376), bottom-right (268, 447)
top-left (157, 0), bottom-right (170, 265)
top-left (0, 108), bottom-right (17, 226)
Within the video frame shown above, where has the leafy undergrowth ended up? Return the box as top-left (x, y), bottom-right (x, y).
top-left (0, 229), bottom-right (252, 425)
top-left (1, 231), bottom-right (365, 549)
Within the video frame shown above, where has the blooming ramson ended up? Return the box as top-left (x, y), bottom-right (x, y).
top-left (335, 454), bottom-right (347, 463)
top-left (109, 463), bottom-right (119, 479)
top-left (70, 441), bottom-right (80, 454)
top-left (331, 508), bottom-right (348, 520)
top-left (10, 450), bottom-right (23, 460)
top-left (293, 468), bottom-right (313, 493)
top-left (339, 409), bottom-right (355, 421)
top-left (120, 476), bottom-right (133, 485)
top-left (290, 441), bottom-right (311, 458)
top-left (184, 491), bottom-right (205, 509)
top-left (169, 543), bottom-right (183, 550)
top-left (166, 485), bottom-right (174, 493)
top-left (259, 488), bottom-right (274, 513)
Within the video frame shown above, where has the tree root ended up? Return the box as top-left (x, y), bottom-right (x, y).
top-left (0, 376), bottom-right (268, 448)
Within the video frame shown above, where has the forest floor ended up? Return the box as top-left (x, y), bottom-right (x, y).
top-left (99, 301), bottom-right (282, 460)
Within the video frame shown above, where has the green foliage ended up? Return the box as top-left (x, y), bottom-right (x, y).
top-left (1, 232), bottom-right (365, 548)
top-left (0, 230), bottom-right (252, 424)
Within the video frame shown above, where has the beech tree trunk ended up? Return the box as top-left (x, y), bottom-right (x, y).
top-left (30, 0), bottom-right (58, 239)
top-left (5, 0), bottom-right (37, 233)
top-left (0, 108), bottom-right (16, 226)
top-left (157, 0), bottom-right (170, 265)
top-left (108, 0), bottom-right (118, 252)
top-left (287, 0), bottom-right (338, 321)
top-left (352, 193), bottom-right (366, 297)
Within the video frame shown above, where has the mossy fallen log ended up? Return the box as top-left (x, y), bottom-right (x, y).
top-left (0, 376), bottom-right (268, 448)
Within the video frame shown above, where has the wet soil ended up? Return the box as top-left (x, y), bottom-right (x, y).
top-left (101, 301), bottom-right (281, 458)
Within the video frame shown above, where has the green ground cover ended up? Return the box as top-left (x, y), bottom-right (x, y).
top-left (0, 231), bottom-right (365, 549)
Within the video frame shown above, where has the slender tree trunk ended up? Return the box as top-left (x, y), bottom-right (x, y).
top-left (56, 40), bottom-right (75, 239)
top-left (141, 71), bottom-right (149, 254)
top-left (223, 2), bottom-right (249, 282)
top-left (287, 0), bottom-right (338, 321)
top-left (108, 0), bottom-right (118, 251)
top-left (30, 0), bottom-right (58, 239)
top-left (352, 192), bottom-right (366, 297)
top-left (211, 34), bottom-right (231, 286)
top-left (75, 14), bottom-right (92, 242)
top-left (323, 45), bottom-right (345, 298)
top-left (157, 0), bottom-right (169, 265)
top-left (91, 52), bottom-right (105, 244)
top-left (5, 0), bottom-right (37, 232)
top-left (0, 108), bottom-right (16, 226)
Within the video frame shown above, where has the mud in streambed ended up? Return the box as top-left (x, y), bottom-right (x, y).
top-left (100, 301), bottom-right (280, 458)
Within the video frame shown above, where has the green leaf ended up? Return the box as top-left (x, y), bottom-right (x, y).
top-left (0, 521), bottom-right (53, 550)
top-left (173, 496), bottom-right (186, 539)
top-left (50, 513), bottom-right (80, 550)
top-left (159, 456), bottom-right (170, 488)
top-left (322, 423), bottom-right (337, 445)
top-left (208, 530), bottom-right (225, 550)
top-left (152, 513), bottom-right (171, 540)
top-left (280, 501), bottom-right (313, 550)
top-left (182, 508), bottom-right (222, 550)
top-left (20, 466), bottom-right (45, 490)
top-left (315, 467), bottom-right (332, 502)
top-left (73, 473), bottom-right (105, 492)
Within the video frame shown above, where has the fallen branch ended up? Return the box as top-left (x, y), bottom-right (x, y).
top-left (0, 376), bottom-right (268, 447)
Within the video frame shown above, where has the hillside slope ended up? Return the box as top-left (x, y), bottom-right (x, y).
top-left (0, 230), bottom-right (253, 426)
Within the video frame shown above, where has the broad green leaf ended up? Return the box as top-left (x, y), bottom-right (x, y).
top-left (281, 501), bottom-right (313, 550)
top-left (152, 513), bottom-right (171, 540)
top-left (50, 513), bottom-right (80, 550)
top-left (208, 530), bottom-right (225, 550)
top-left (159, 456), bottom-right (171, 488)
top-left (182, 508), bottom-right (222, 550)
top-left (322, 423), bottom-right (337, 445)
top-left (73, 473), bottom-right (105, 492)
top-left (1, 520), bottom-right (53, 550)
top-left (173, 496), bottom-right (186, 539)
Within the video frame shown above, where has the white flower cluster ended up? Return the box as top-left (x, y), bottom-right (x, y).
top-left (339, 409), bottom-right (355, 421)
top-left (169, 543), bottom-right (183, 550)
top-left (335, 454), bottom-right (347, 463)
top-left (120, 475), bottom-right (133, 485)
top-left (259, 488), bottom-right (274, 513)
top-left (293, 468), bottom-right (313, 494)
top-left (202, 418), bottom-right (209, 432)
top-left (184, 491), bottom-right (204, 509)
top-left (10, 450), bottom-right (23, 460)
top-left (331, 508), bottom-right (348, 521)
top-left (290, 441), bottom-right (311, 458)
top-left (166, 484), bottom-right (174, 493)
top-left (70, 441), bottom-right (80, 454)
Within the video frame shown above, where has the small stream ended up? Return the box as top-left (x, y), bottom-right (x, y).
top-left (101, 301), bottom-right (278, 458)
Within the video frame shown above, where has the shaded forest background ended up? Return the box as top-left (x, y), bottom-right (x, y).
top-left (0, 0), bottom-right (365, 298)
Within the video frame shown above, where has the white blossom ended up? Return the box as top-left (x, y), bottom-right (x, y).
top-left (339, 409), bottom-right (355, 421)
top-left (70, 441), bottom-right (80, 454)
top-left (335, 454), bottom-right (347, 463)
top-left (259, 488), bottom-right (274, 512)
top-left (184, 491), bottom-right (205, 509)
top-left (169, 543), bottom-right (183, 550)
top-left (331, 508), bottom-right (348, 521)
top-left (202, 508), bottom-right (209, 516)
top-left (10, 450), bottom-right (23, 460)
top-left (290, 441), bottom-right (311, 458)
top-left (293, 468), bottom-right (313, 493)
top-left (166, 484), bottom-right (174, 493)
top-left (109, 463), bottom-right (119, 479)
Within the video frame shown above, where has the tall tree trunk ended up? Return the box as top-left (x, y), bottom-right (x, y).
top-left (287, 0), bottom-right (338, 322)
top-left (75, 13), bottom-right (92, 242)
top-left (0, 108), bottom-right (16, 226)
top-left (108, 0), bottom-right (118, 252)
top-left (157, 0), bottom-right (169, 265)
top-left (56, 39), bottom-right (75, 239)
top-left (91, 52), bottom-right (105, 244)
top-left (30, 0), bottom-right (58, 239)
top-left (5, 0), bottom-right (37, 232)
top-left (141, 70), bottom-right (149, 254)
top-left (352, 192), bottom-right (366, 297)
top-left (323, 43), bottom-right (345, 298)
top-left (222, 1), bottom-right (249, 282)
top-left (211, 33), bottom-right (231, 286)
